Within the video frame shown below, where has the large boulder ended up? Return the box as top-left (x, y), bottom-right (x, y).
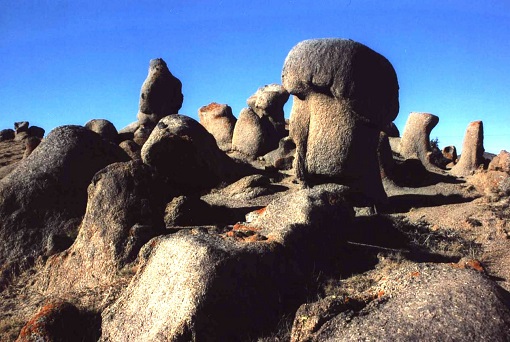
top-left (36, 161), bottom-right (164, 295)
top-left (85, 119), bottom-right (119, 143)
top-left (198, 102), bottom-right (237, 152)
top-left (141, 114), bottom-right (238, 192)
top-left (282, 38), bottom-right (399, 205)
top-left (0, 125), bottom-right (129, 288)
top-left (137, 58), bottom-right (183, 125)
top-left (0, 129), bottom-right (15, 142)
top-left (309, 264), bottom-right (510, 341)
top-left (451, 121), bottom-right (485, 176)
top-left (100, 184), bottom-right (353, 341)
top-left (261, 136), bottom-right (296, 170)
top-left (399, 112), bottom-right (440, 170)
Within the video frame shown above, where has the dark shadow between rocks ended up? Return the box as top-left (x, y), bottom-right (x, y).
top-left (380, 194), bottom-right (475, 214)
top-left (392, 159), bottom-right (464, 187)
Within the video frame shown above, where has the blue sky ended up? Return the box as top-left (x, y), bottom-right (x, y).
top-left (1, 0), bottom-right (509, 153)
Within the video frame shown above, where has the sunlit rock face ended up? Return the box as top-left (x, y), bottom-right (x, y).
top-left (399, 112), bottom-right (440, 170)
top-left (451, 120), bottom-right (485, 176)
top-left (282, 38), bottom-right (399, 205)
top-left (198, 102), bottom-right (237, 152)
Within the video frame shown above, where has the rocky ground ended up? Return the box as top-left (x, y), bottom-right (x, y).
top-left (0, 133), bottom-right (509, 341)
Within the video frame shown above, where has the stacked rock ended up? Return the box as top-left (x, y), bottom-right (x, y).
top-left (231, 84), bottom-right (289, 159)
top-left (120, 58), bottom-right (183, 146)
top-left (282, 38), bottom-right (399, 205)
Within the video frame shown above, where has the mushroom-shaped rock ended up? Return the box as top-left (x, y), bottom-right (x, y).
top-left (0, 126), bottom-right (129, 288)
top-left (282, 38), bottom-right (399, 205)
top-left (138, 58), bottom-right (183, 123)
top-left (399, 112), bottom-right (440, 170)
top-left (198, 102), bottom-right (237, 152)
top-left (451, 121), bottom-right (485, 176)
top-left (141, 114), bottom-right (237, 192)
top-left (85, 119), bottom-right (119, 143)
top-left (36, 161), bottom-right (164, 295)
top-left (100, 184), bottom-right (353, 341)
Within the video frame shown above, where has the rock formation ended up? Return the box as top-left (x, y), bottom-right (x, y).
top-left (0, 125), bottom-right (129, 288)
top-left (0, 129), bottom-right (15, 142)
top-left (442, 145), bottom-right (458, 163)
top-left (120, 58), bottom-right (183, 146)
top-left (100, 184), bottom-right (352, 341)
top-left (450, 121), bottom-right (485, 176)
top-left (282, 38), bottom-right (399, 205)
top-left (141, 114), bottom-right (238, 192)
top-left (85, 119), bottom-right (119, 143)
top-left (36, 161), bottom-right (164, 295)
top-left (489, 150), bottom-right (510, 173)
top-left (261, 136), bottom-right (296, 170)
top-left (198, 102), bottom-right (236, 152)
top-left (399, 112), bottom-right (440, 170)
top-left (232, 84), bottom-right (289, 159)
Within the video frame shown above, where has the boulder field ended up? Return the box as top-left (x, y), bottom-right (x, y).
top-left (1, 39), bottom-right (510, 341)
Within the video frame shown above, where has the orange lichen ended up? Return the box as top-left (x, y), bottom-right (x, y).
top-left (410, 271), bottom-right (420, 277)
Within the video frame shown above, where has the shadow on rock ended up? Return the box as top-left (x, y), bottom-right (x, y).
top-left (380, 193), bottom-right (475, 213)
top-left (392, 159), bottom-right (463, 188)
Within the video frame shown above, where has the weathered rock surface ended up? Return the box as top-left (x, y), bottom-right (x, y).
top-left (261, 136), bottom-right (296, 170)
top-left (232, 84), bottom-right (289, 159)
top-left (489, 150), bottom-right (510, 174)
top-left (16, 301), bottom-right (88, 342)
top-left (451, 121), bottom-right (485, 176)
top-left (282, 38), bottom-right (399, 205)
top-left (247, 83), bottom-right (289, 133)
top-left (198, 102), bottom-right (236, 152)
top-left (22, 136), bottom-right (41, 159)
top-left (119, 140), bottom-right (141, 160)
top-left (0, 129), bottom-right (15, 142)
top-left (309, 264), bottom-right (510, 341)
top-left (141, 114), bottom-right (238, 192)
top-left (0, 125), bottom-right (129, 288)
top-left (27, 126), bottom-right (45, 139)
top-left (85, 119), bottom-right (119, 143)
top-left (442, 145), bottom-right (458, 163)
top-left (138, 58), bottom-right (183, 122)
top-left (399, 112), bottom-right (440, 170)
top-left (36, 161), bottom-right (164, 295)
top-left (100, 184), bottom-right (353, 341)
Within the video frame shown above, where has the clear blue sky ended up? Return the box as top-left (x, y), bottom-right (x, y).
top-left (1, 0), bottom-right (509, 153)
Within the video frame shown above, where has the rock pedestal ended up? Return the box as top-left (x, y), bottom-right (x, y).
top-left (450, 121), bottom-right (484, 176)
top-left (282, 38), bottom-right (399, 205)
top-left (399, 112), bottom-right (439, 170)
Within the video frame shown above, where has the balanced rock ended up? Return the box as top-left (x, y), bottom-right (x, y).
top-left (198, 102), bottom-right (236, 152)
top-left (0, 125), bottom-right (129, 288)
top-left (85, 119), bottom-right (119, 143)
top-left (399, 112), bottom-right (440, 170)
top-left (141, 114), bottom-right (237, 192)
top-left (451, 121), bottom-right (485, 176)
top-left (36, 161), bottom-right (164, 295)
top-left (14, 121), bottom-right (29, 133)
top-left (100, 184), bottom-right (353, 341)
top-left (282, 38), bottom-right (399, 204)
top-left (247, 83), bottom-right (289, 135)
top-left (137, 58), bottom-right (183, 124)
